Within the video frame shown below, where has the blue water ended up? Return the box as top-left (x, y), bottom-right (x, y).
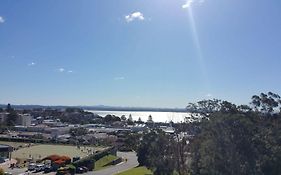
top-left (87, 110), bottom-right (191, 123)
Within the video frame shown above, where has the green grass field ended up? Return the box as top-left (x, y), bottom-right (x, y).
top-left (94, 154), bottom-right (118, 170)
top-left (7, 143), bottom-right (104, 160)
top-left (115, 166), bottom-right (153, 175)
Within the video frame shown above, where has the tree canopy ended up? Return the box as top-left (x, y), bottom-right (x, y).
top-left (136, 92), bottom-right (281, 175)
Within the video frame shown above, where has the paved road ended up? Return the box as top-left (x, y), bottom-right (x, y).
top-left (85, 151), bottom-right (138, 175)
top-left (5, 167), bottom-right (55, 175)
top-left (4, 152), bottom-right (138, 175)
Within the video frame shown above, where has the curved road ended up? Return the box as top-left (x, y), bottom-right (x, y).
top-left (6, 152), bottom-right (138, 175)
top-left (85, 151), bottom-right (138, 175)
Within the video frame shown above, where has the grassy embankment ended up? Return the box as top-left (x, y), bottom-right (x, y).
top-left (94, 154), bottom-right (118, 170)
top-left (115, 166), bottom-right (153, 175)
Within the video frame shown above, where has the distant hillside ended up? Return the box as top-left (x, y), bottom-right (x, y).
top-left (83, 105), bottom-right (187, 112)
top-left (0, 104), bottom-right (187, 112)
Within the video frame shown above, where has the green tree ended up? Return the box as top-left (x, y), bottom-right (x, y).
top-left (188, 92), bottom-right (281, 175)
top-left (137, 130), bottom-right (175, 175)
top-left (189, 113), bottom-right (260, 175)
top-left (123, 133), bottom-right (141, 151)
top-left (65, 107), bottom-right (83, 113)
top-left (251, 92), bottom-right (281, 115)
top-left (103, 115), bottom-right (121, 124)
top-left (127, 114), bottom-right (134, 125)
top-left (186, 99), bottom-right (221, 117)
top-left (120, 115), bottom-right (127, 121)
top-left (136, 117), bottom-right (144, 124)
top-left (6, 103), bottom-right (13, 113)
top-left (6, 111), bottom-right (17, 126)
top-left (70, 127), bottom-right (88, 137)
top-left (147, 115), bottom-right (153, 123)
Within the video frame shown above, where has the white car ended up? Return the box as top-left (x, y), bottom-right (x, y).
top-left (27, 163), bottom-right (36, 171)
top-left (4, 172), bottom-right (12, 175)
top-left (35, 164), bottom-right (45, 172)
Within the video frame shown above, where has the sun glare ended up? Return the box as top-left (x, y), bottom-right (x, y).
top-left (183, 1), bottom-right (210, 91)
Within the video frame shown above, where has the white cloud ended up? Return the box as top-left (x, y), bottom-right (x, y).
top-left (28, 62), bottom-right (36, 66)
top-left (57, 68), bottom-right (74, 73)
top-left (182, 0), bottom-right (205, 8)
top-left (0, 16), bottom-right (5, 23)
top-left (182, 0), bottom-right (193, 8)
top-left (58, 68), bottom-right (65, 72)
top-left (114, 77), bottom-right (125, 80)
top-left (125, 12), bottom-right (145, 22)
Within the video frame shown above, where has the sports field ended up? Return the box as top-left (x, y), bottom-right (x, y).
top-left (13, 144), bottom-right (85, 159)
top-left (0, 141), bottom-right (104, 160)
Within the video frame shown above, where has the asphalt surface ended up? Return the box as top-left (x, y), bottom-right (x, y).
top-left (85, 151), bottom-right (138, 175)
top-left (4, 152), bottom-right (138, 175)
top-left (5, 167), bottom-right (55, 175)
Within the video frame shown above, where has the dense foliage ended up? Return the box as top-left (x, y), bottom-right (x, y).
top-left (70, 127), bottom-right (88, 137)
top-left (136, 92), bottom-right (281, 175)
top-left (190, 113), bottom-right (281, 175)
top-left (4, 103), bottom-right (18, 126)
top-left (137, 130), bottom-right (176, 175)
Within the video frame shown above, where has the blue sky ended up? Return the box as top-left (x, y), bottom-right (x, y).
top-left (0, 0), bottom-right (280, 108)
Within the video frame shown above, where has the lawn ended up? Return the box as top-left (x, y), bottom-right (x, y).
top-left (115, 166), bottom-right (153, 175)
top-left (11, 144), bottom-right (102, 160)
top-left (94, 154), bottom-right (118, 170)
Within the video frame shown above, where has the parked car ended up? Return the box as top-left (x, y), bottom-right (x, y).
top-left (27, 163), bottom-right (36, 171)
top-left (75, 166), bottom-right (89, 174)
top-left (44, 167), bottom-right (53, 173)
top-left (81, 166), bottom-right (89, 172)
top-left (57, 166), bottom-right (72, 175)
top-left (75, 167), bottom-right (84, 174)
top-left (34, 164), bottom-right (45, 172)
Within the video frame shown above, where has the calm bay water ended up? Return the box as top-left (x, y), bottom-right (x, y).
top-left (87, 110), bottom-right (191, 123)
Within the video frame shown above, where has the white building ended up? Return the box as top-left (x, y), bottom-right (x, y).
top-left (0, 113), bottom-right (8, 124)
top-left (49, 127), bottom-right (72, 138)
top-left (17, 114), bottom-right (32, 126)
